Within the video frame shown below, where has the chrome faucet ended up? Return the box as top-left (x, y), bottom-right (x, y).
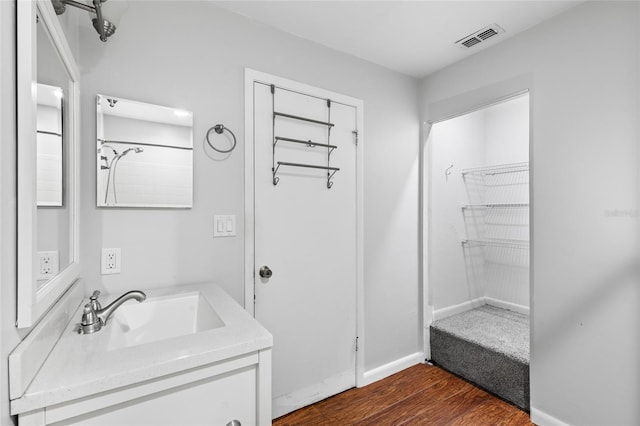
top-left (80, 290), bottom-right (146, 334)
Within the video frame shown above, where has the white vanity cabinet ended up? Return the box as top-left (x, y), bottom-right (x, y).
top-left (11, 284), bottom-right (273, 426)
top-left (21, 351), bottom-right (270, 426)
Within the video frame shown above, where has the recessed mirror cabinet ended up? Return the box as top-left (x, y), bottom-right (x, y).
top-left (17, 0), bottom-right (80, 328)
top-left (96, 95), bottom-right (194, 208)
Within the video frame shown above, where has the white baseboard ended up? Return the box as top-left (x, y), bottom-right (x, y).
top-left (361, 352), bottom-right (424, 387)
top-left (273, 369), bottom-right (354, 419)
top-left (433, 297), bottom-right (485, 321)
top-left (484, 297), bottom-right (530, 315)
top-left (433, 297), bottom-right (530, 322)
top-left (530, 407), bottom-right (569, 426)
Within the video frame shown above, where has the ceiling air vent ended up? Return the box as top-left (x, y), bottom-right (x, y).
top-left (456, 24), bottom-right (505, 49)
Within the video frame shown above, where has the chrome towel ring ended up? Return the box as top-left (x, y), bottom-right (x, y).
top-left (206, 124), bottom-right (237, 153)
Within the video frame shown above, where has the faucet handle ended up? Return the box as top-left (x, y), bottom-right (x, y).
top-left (90, 290), bottom-right (102, 311)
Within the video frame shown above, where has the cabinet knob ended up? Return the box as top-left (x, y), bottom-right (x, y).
top-left (226, 421), bottom-right (241, 426)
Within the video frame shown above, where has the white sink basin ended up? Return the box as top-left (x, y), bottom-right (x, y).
top-left (105, 292), bottom-right (225, 350)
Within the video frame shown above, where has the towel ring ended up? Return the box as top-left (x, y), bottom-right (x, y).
top-left (206, 124), bottom-right (237, 154)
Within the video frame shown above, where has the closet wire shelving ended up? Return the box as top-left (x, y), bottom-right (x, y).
top-left (270, 85), bottom-right (339, 188)
top-left (461, 161), bottom-right (529, 177)
top-left (461, 162), bottom-right (529, 250)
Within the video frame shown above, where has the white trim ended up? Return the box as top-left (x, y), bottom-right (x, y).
top-left (432, 297), bottom-right (530, 322)
top-left (273, 369), bottom-right (354, 419)
top-left (354, 99), bottom-right (365, 388)
top-left (433, 297), bottom-right (486, 321)
top-left (361, 352), bottom-right (424, 387)
top-left (484, 297), bottom-right (530, 316)
top-left (243, 69), bottom-right (255, 315)
top-left (420, 121), bottom-right (433, 360)
top-left (423, 304), bottom-right (434, 360)
top-left (16, 0), bottom-right (82, 328)
top-left (530, 407), bottom-right (569, 426)
top-left (243, 68), bottom-right (366, 390)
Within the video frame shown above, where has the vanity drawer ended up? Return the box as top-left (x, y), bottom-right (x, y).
top-left (50, 364), bottom-right (257, 426)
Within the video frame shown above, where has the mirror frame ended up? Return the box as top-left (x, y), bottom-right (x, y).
top-left (17, 0), bottom-right (80, 328)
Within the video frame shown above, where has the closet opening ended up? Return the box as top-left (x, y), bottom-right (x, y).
top-left (424, 92), bottom-right (530, 411)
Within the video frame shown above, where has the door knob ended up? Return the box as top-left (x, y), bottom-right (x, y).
top-left (259, 265), bottom-right (273, 278)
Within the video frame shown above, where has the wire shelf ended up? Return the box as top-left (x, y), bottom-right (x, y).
top-left (462, 162), bottom-right (528, 177)
top-left (461, 239), bottom-right (529, 250)
top-left (462, 203), bottom-right (529, 210)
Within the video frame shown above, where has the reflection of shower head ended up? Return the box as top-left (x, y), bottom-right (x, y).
top-left (104, 147), bottom-right (144, 205)
top-left (120, 147), bottom-right (144, 157)
top-left (100, 144), bottom-right (118, 155)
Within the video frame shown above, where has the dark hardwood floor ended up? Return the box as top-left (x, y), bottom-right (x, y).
top-left (273, 364), bottom-right (533, 426)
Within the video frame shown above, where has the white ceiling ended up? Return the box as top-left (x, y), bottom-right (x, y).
top-left (215, 1), bottom-right (582, 78)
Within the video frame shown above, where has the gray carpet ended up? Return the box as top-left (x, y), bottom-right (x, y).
top-left (430, 305), bottom-right (530, 410)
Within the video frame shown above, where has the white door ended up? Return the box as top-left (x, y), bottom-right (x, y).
top-left (252, 80), bottom-right (358, 418)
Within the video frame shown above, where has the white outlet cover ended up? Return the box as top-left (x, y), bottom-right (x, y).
top-left (36, 251), bottom-right (59, 281)
top-left (101, 248), bottom-right (121, 275)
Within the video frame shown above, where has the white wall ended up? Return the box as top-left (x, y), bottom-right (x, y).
top-left (430, 112), bottom-right (486, 310)
top-left (1, 2), bottom-right (21, 424)
top-left (484, 96), bottom-right (529, 165)
top-left (420, 2), bottom-right (640, 424)
top-left (78, 1), bottom-right (420, 373)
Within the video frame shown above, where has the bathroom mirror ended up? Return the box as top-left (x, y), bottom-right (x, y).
top-left (96, 95), bottom-right (193, 208)
top-left (17, 0), bottom-right (80, 328)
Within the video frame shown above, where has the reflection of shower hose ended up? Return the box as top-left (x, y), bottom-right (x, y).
top-left (104, 147), bottom-right (144, 205)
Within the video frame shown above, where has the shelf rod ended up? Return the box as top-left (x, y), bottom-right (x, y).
top-left (462, 203), bottom-right (529, 209)
top-left (462, 162), bottom-right (529, 176)
top-left (275, 136), bottom-right (337, 150)
top-left (37, 130), bottom-right (62, 137)
top-left (99, 139), bottom-right (193, 151)
top-left (277, 161), bottom-right (340, 172)
top-left (274, 112), bottom-right (334, 128)
top-left (461, 239), bottom-right (529, 249)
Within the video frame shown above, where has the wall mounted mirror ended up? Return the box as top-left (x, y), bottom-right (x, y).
top-left (96, 95), bottom-right (193, 208)
top-left (17, 0), bottom-right (80, 328)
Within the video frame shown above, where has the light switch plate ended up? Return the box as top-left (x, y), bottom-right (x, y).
top-left (214, 215), bottom-right (236, 237)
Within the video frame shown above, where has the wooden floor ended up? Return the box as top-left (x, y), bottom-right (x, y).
top-left (273, 364), bottom-right (534, 426)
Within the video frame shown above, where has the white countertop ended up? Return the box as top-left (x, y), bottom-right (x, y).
top-left (11, 283), bottom-right (273, 414)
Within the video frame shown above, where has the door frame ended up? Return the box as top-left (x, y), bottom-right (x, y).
top-left (421, 76), bottom-right (533, 363)
top-left (243, 68), bottom-right (366, 387)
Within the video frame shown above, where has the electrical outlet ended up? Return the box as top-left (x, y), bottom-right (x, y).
top-left (101, 248), bottom-right (121, 275)
top-left (37, 251), bottom-right (59, 281)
